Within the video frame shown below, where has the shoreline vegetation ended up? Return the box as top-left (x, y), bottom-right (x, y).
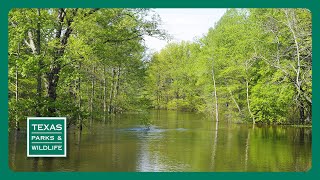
top-left (8, 8), bottom-right (312, 132)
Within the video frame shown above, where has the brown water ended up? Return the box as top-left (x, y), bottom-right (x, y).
top-left (9, 110), bottom-right (312, 172)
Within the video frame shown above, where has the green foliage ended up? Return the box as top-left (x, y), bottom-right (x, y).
top-left (8, 8), bottom-right (166, 129)
top-left (145, 41), bottom-right (202, 111)
top-left (8, 8), bottom-right (312, 128)
top-left (251, 82), bottom-right (295, 123)
top-left (146, 8), bottom-right (312, 124)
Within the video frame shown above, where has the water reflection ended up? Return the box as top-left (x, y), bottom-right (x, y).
top-left (9, 110), bottom-right (311, 172)
top-left (210, 120), bottom-right (219, 170)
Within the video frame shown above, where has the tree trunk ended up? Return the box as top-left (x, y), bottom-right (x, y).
top-left (47, 66), bottom-right (60, 115)
top-left (211, 63), bottom-right (219, 122)
top-left (157, 74), bottom-right (161, 109)
top-left (299, 104), bottom-right (305, 124)
top-left (307, 101), bottom-right (312, 123)
top-left (113, 66), bottom-right (121, 113)
top-left (115, 66), bottom-right (121, 97)
top-left (103, 65), bottom-right (107, 121)
top-left (284, 9), bottom-right (307, 124)
top-left (108, 68), bottom-right (115, 114)
top-left (15, 43), bottom-right (20, 130)
top-left (21, 8), bottom-right (42, 116)
top-left (78, 62), bottom-right (82, 132)
top-left (227, 86), bottom-right (241, 114)
top-left (35, 8), bottom-right (42, 117)
top-left (90, 66), bottom-right (95, 124)
top-left (245, 59), bottom-right (255, 124)
top-left (46, 9), bottom-right (75, 116)
top-left (246, 80), bottom-right (255, 124)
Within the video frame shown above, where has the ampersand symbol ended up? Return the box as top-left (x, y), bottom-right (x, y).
top-left (57, 136), bottom-right (62, 140)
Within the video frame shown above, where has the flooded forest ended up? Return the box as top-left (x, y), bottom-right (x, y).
top-left (8, 8), bottom-right (312, 172)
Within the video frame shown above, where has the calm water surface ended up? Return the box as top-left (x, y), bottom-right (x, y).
top-left (9, 110), bottom-right (312, 172)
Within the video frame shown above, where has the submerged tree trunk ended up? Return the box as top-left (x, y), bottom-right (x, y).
top-left (32, 158), bottom-right (39, 171)
top-left (11, 128), bottom-right (18, 168)
top-left (244, 127), bottom-right (251, 171)
top-left (211, 120), bottom-right (219, 169)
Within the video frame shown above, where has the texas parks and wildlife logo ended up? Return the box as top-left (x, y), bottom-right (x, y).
top-left (27, 117), bottom-right (67, 157)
